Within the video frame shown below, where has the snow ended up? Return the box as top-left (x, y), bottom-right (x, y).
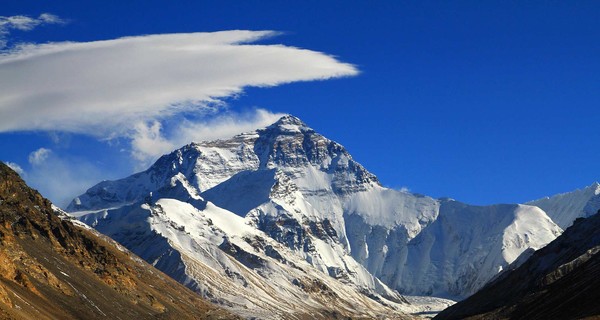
top-left (279, 123), bottom-right (303, 133)
top-left (68, 114), bottom-right (579, 312)
top-left (169, 173), bottom-right (202, 200)
top-left (501, 205), bottom-right (562, 263)
top-left (202, 169), bottom-right (277, 217)
top-left (405, 295), bottom-right (456, 318)
top-left (344, 186), bottom-right (439, 235)
top-left (155, 198), bottom-right (254, 238)
top-left (78, 196), bottom-right (410, 318)
top-left (527, 182), bottom-right (600, 229)
top-left (386, 201), bottom-right (562, 298)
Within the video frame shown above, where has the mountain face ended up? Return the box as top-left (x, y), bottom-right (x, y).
top-left (0, 162), bottom-right (234, 320)
top-left (392, 200), bottom-right (560, 297)
top-left (435, 211), bottom-right (600, 320)
top-left (83, 198), bottom-right (418, 319)
top-left (527, 182), bottom-right (600, 229)
top-left (69, 117), bottom-right (413, 319)
top-left (68, 114), bottom-right (561, 313)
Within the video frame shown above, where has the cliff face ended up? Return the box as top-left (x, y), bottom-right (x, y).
top-left (0, 162), bottom-right (235, 320)
top-left (435, 211), bottom-right (600, 320)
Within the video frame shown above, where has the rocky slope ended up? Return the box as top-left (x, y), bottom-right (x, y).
top-left (69, 115), bottom-right (561, 307)
top-left (435, 211), bottom-right (600, 320)
top-left (0, 162), bottom-right (234, 320)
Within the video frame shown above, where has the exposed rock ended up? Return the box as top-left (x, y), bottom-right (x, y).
top-left (0, 162), bottom-right (235, 320)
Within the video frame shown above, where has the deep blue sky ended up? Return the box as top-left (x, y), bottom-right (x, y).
top-left (2, 1), bottom-right (600, 206)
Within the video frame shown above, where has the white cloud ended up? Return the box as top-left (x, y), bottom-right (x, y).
top-left (5, 161), bottom-right (25, 176)
top-left (0, 13), bottom-right (65, 47)
top-left (24, 148), bottom-right (111, 208)
top-left (0, 30), bottom-right (358, 198)
top-left (131, 121), bottom-right (175, 165)
top-left (175, 109), bottom-right (285, 143)
top-left (28, 147), bottom-right (52, 165)
top-left (38, 13), bottom-right (64, 25)
top-left (130, 108), bottom-right (284, 169)
top-left (0, 31), bottom-right (358, 139)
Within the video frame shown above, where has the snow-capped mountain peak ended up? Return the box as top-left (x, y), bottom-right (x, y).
top-left (68, 114), bottom-right (564, 316)
top-left (264, 114), bottom-right (311, 133)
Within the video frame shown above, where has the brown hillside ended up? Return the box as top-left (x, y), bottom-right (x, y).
top-left (0, 162), bottom-right (237, 320)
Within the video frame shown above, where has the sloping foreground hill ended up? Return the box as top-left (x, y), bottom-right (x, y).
top-left (435, 211), bottom-right (600, 320)
top-left (0, 162), bottom-right (235, 320)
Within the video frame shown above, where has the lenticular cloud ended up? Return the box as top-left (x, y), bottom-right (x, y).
top-left (0, 31), bottom-right (358, 137)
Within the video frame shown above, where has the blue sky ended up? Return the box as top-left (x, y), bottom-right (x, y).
top-left (1, 1), bottom-right (600, 207)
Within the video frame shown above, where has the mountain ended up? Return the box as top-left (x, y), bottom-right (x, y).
top-left (0, 162), bottom-right (234, 319)
top-left (68, 114), bottom-right (561, 311)
top-left (68, 118), bottom-right (414, 318)
top-left (75, 197), bottom-right (412, 319)
top-left (393, 200), bottom-right (560, 298)
top-left (435, 211), bottom-right (600, 320)
top-left (527, 182), bottom-right (600, 229)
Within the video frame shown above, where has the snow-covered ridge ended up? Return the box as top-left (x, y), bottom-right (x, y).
top-left (527, 182), bottom-right (600, 229)
top-left (436, 210), bottom-right (600, 320)
top-left (69, 114), bottom-right (566, 311)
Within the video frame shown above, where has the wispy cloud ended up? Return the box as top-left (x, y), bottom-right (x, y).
top-left (28, 147), bottom-right (52, 165)
top-left (130, 109), bottom-right (284, 168)
top-left (0, 13), bottom-right (65, 47)
top-left (5, 161), bottom-right (25, 176)
top-left (24, 148), bottom-right (110, 207)
top-left (0, 31), bottom-right (357, 140)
